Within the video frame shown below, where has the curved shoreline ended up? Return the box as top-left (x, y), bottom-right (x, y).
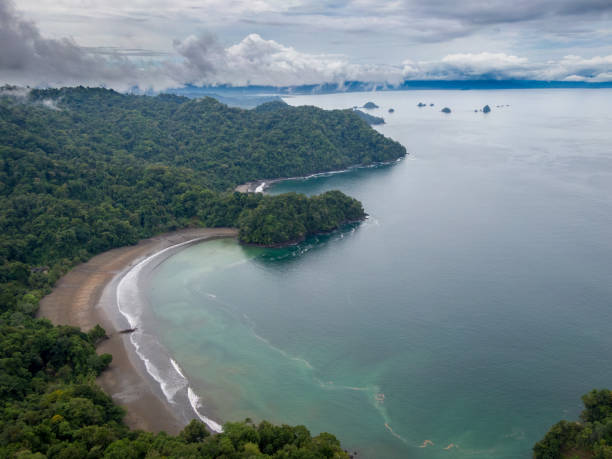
top-left (234, 157), bottom-right (405, 193)
top-left (38, 227), bottom-right (238, 434)
top-left (36, 160), bottom-right (404, 436)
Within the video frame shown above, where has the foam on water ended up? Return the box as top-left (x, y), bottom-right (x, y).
top-left (129, 335), bottom-right (187, 401)
top-left (170, 358), bottom-right (186, 379)
top-left (250, 328), bottom-right (314, 370)
top-left (115, 237), bottom-right (225, 427)
top-left (188, 387), bottom-right (224, 433)
top-left (255, 182), bottom-right (266, 193)
top-left (269, 158), bottom-right (402, 187)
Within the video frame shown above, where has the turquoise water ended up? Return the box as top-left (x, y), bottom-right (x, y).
top-left (145, 90), bottom-right (612, 458)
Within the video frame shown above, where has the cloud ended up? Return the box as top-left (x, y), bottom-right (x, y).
top-left (0, 0), bottom-right (174, 90)
top-left (541, 54), bottom-right (612, 81)
top-left (406, 0), bottom-right (612, 26)
top-left (173, 33), bottom-right (226, 79)
top-left (1, 0), bottom-right (611, 90)
top-left (41, 98), bottom-right (61, 110)
top-left (0, 85), bottom-right (30, 97)
top-left (420, 52), bottom-right (532, 79)
top-left (173, 33), bottom-right (357, 86)
top-left (172, 33), bottom-right (432, 86)
top-left (224, 33), bottom-right (346, 85)
top-left (270, 0), bottom-right (612, 45)
top-left (171, 38), bottom-right (612, 86)
top-left (399, 52), bottom-right (612, 82)
top-left (15, 0), bottom-right (612, 57)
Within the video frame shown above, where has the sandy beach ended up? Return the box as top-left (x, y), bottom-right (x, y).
top-left (233, 159), bottom-right (404, 194)
top-left (234, 180), bottom-right (272, 193)
top-left (38, 227), bottom-right (238, 435)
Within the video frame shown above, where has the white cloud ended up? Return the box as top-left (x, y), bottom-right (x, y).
top-left (171, 33), bottom-right (434, 87)
top-left (427, 52), bottom-right (531, 79)
top-left (535, 54), bottom-right (612, 81)
top-left (441, 52), bottom-right (528, 67)
top-left (1, 0), bottom-right (612, 90)
top-left (399, 52), bottom-right (612, 82)
top-left (173, 33), bottom-right (367, 86)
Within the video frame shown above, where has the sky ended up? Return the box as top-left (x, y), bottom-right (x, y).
top-left (1, 0), bottom-right (611, 90)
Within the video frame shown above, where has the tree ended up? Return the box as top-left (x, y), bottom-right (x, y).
top-left (180, 420), bottom-right (210, 443)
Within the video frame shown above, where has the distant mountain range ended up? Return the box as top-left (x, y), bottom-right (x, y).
top-left (165, 87), bottom-right (284, 108)
top-left (160, 80), bottom-right (612, 104)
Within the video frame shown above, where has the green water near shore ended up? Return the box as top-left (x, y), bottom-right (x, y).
top-left (146, 89), bottom-right (612, 458)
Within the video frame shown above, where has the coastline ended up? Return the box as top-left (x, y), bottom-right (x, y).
top-left (35, 159), bottom-right (403, 437)
top-left (38, 227), bottom-right (238, 435)
top-left (234, 157), bottom-right (405, 194)
top-left (240, 217), bottom-right (366, 248)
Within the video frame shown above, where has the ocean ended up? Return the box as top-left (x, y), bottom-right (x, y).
top-left (128, 89), bottom-right (612, 458)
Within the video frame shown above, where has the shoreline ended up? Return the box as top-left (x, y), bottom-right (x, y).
top-left (36, 160), bottom-right (402, 437)
top-left (38, 227), bottom-right (238, 435)
top-left (234, 157), bottom-right (405, 193)
top-left (240, 217), bottom-right (366, 248)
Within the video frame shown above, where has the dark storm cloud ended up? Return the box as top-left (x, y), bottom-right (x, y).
top-left (546, 0), bottom-right (612, 16)
top-left (294, 0), bottom-right (612, 45)
top-left (0, 0), bottom-right (165, 89)
top-left (384, 0), bottom-right (612, 26)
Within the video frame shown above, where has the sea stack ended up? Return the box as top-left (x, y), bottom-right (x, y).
top-left (483, 105), bottom-right (491, 113)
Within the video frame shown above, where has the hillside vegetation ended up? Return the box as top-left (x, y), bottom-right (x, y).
top-left (238, 191), bottom-right (365, 246)
top-left (0, 87), bottom-right (404, 306)
top-left (16, 88), bottom-right (404, 189)
top-left (534, 390), bottom-right (612, 459)
top-left (0, 86), bottom-right (405, 458)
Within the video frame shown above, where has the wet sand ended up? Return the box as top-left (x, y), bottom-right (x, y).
top-left (38, 227), bottom-right (238, 434)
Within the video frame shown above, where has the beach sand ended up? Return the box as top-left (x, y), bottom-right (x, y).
top-left (234, 180), bottom-right (268, 193)
top-left (38, 227), bottom-right (238, 435)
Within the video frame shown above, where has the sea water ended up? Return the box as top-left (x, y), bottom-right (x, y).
top-left (143, 90), bottom-right (612, 458)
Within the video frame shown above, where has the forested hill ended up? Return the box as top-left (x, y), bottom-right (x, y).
top-left (11, 87), bottom-right (405, 189)
top-left (0, 86), bottom-right (404, 277)
top-left (534, 389), bottom-right (612, 458)
top-left (0, 86), bottom-right (404, 457)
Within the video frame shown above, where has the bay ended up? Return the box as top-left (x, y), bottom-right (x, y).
top-left (145, 89), bottom-right (612, 458)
